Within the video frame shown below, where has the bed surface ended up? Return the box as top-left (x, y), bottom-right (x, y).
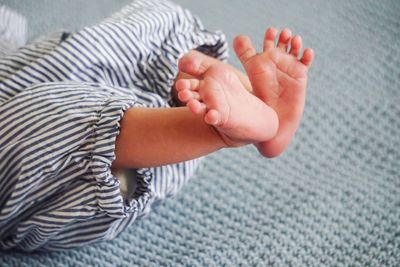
top-left (1, 0), bottom-right (399, 266)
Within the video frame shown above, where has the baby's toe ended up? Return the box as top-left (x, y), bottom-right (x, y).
top-left (300, 48), bottom-right (314, 67)
top-left (175, 79), bottom-right (188, 91)
top-left (204, 109), bottom-right (222, 126)
top-left (289, 35), bottom-right (302, 58)
top-left (187, 99), bottom-right (206, 115)
top-left (277, 28), bottom-right (291, 51)
top-left (263, 27), bottom-right (278, 51)
top-left (178, 89), bottom-right (201, 102)
top-left (233, 35), bottom-right (257, 65)
top-left (179, 54), bottom-right (209, 77)
top-left (175, 78), bottom-right (200, 91)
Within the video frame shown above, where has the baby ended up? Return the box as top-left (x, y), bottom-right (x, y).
top-left (0, 0), bottom-right (314, 251)
top-left (112, 27), bottom-right (314, 169)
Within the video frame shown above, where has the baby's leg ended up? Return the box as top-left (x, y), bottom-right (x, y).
top-left (113, 107), bottom-right (229, 168)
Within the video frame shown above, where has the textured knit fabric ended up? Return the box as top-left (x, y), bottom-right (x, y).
top-left (0, 0), bottom-right (399, 266)
top-left (0, 0), bottom-right (227, 251)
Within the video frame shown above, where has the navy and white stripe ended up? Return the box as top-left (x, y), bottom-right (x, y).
top-left (0, 0), bottom-right (228, 251)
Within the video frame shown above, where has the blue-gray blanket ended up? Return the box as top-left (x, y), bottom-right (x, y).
top-left (0, 0), bottom-right (399, 266)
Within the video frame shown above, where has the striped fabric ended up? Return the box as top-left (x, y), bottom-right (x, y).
top-left (0, 0), bottom-right (228, 251)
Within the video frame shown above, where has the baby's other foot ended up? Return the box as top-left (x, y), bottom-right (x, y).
top-left (175, 61), bottom-right (278, 147)
top-left (233, 27), bottom-right (314, 157)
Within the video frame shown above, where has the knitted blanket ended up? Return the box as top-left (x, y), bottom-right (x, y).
top-left (0, 0), bottom-right (399, 266)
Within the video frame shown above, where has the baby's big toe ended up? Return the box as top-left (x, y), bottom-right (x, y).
top-left (233, 35), bottom-right (257, 65)
top-left (178, 53), bottom-right (208, 77)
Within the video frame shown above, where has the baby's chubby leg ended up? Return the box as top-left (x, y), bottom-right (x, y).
top-left (112, 107), bottom-right (228, 168)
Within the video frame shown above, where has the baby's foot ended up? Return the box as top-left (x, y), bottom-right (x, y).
top-left (233, 27), bottom-right (314, 157)
top-left (175, 63), bottom-right (278, 147)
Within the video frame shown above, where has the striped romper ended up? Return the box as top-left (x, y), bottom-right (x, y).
top-left (0, 0), bottom-right (227, 251)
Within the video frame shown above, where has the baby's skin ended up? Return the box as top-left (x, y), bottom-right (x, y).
top-left (176, 59), bottom-right (279, 147)
top-left (175, 27), bottom-right (314, 157)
